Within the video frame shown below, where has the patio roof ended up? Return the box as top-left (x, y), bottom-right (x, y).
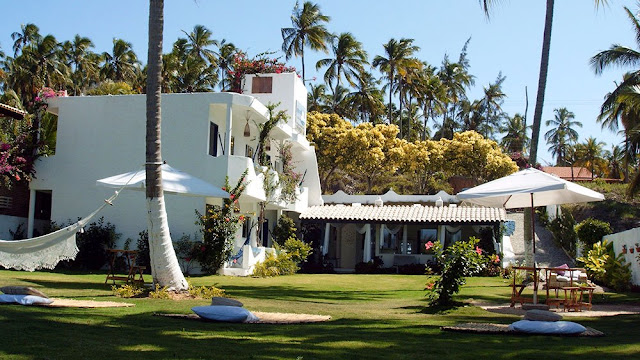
top-left (299, 204), bottom-right (506, 224)
top-left (0, 103), bottom-right (26, 120)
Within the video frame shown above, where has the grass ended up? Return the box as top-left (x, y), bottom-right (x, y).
top-left (1, 271), bottom-right (640, 359)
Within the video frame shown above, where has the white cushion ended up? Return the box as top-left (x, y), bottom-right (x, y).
top-left (0, 294), bottom-right (53, 305)
top-left (556, 275), bottom-right (571, 282)
top-left (508, 320), bottom-right (586, 335)
top-left (192, 305), bottom-right (258, 323)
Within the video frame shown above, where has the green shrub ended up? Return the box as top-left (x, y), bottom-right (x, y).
top-left (272, 214), bottom-right (298, 246)
top-left (575, 218), bottom-right (612, 251)
top-left (149, 284), bottom-right (171, 299)
top-left (577, 240), bottom-right (632, 292)
top-left (175, 234), bottom-right (199, 275)
top-left (425, 237), bottom-right (486, 306)
top-left (111, 283), bottom-right (144, 298)
top-left (195, 171), bottom-right (248, 274)
top-left (135, 230), bottom-right (150, 273)
top-left (187, 281), bottom-right (225, 298)
top-left (282, 237), bottom-right (312, 264)
top-left (74, 217), bottom-right (120, 270)
top-left (547, 208), bottom-right (578, 257)
top-left (252, 250), bottom-right (298, 277)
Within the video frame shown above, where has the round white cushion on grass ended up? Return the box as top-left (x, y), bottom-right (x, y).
top-left (192, 305), bottom-right (258, 323)
top-left (508, 320), bottom-right (586, 335)
top-left (0, 294), bottom-right (53, 306)
top-left (524, 309), bottom-right (563, 322)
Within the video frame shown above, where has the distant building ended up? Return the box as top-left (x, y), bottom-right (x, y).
top-left (541, 166), bottom-right (594, 182)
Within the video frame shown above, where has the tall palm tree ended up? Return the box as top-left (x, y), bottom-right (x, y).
top-left (500, 113), bottom-right (530, 154)
top-left (416, 64), bottom-right (447, 140)
top-left (372, 38), bottom-right (420, 125)
top-left (575, 137), bottom-right (607, 180)
top-left (11, 23), bottom-right (41, 56)
top-left (437, 53), bottom-right (474, 139)
top-left (605, 144), bottom-right (625, 180)
top-left (307, 83), bottom-right (330, 113)
top-left (21, 34), bottom-right (67, 90)
top-left (481, 0), bottom-right (608, 166)
top-left (182, 25), bottom-right (218, 66)
top-left (477, 72), bottom-right (507, 139)
top-left (63, 35), bottom-right (98, 95)
top-left (345, 71), bottom-right (385, 123)
top-left (216, 39), bottom-right (237, 91)
top-left (316, 32), bottom-right (368, 91)
top-left (145, 0), bottom-right (188, 290)
top-left (544, 107), bottom-right (581, 166)
top-left (281, 1), bottom-right (331, 85)
top-left (101, 38), bottom-right (139, 82)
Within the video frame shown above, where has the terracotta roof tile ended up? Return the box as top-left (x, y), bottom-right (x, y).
top-left (541, 166), bottom-right (593, 180)
top-left (300, 205), bottom-right (506, 223)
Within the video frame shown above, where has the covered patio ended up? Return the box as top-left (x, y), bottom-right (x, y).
top-left (300, 203), bottom-right (506, 271)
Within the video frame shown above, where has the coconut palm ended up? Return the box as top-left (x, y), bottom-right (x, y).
top-left (11, 23), bottom-right (41, 56)
top-left (316, 32), bottom-right (368, 91)
top-left (416, 64), bottom-right (447, 140)
top-left (21, 34), bottom-right (68, 90)
top-left (544, 107), bottom-right (582, 166)
top-left (477, 72), bottom-right (507, 139)
top-left (145, 0), bottom-right (188, 290)
top-left (437, 53), bottom-right (474, 139)
top-left (62, 35), bottom-right (99, 95)
top-left (101, 38), bottom-right (139, 82)
top-left (373, 38), bottom-right (420, 125)
top-left (482, 0), bottom-right (608, 165)
top-left (345, 71), bottom-right (385, 123)
top-left (281, 1), bottom-right (331, 85)
top-left (216, 39), bottom-right (237, 91)
top-left (605, 144), bottom-right (625, 180)
top-left (182, 25), bottom-right (218, 66)
top-left (575, 137), bottom-right (607, 179)
top-left (307, 83), bottom-right (330, 113)
top-left (500, 113), bottom-right (530, 154)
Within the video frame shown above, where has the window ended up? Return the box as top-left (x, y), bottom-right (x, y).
top-left (242, 219), bottom-right (250, 238)
top-left (251, 77), bottom-right (272, 93)
top-left (230, 136), bottom-right (235, 155)
top-left (0, 196), bottom-right (12, 209)
top-left (417, 228), bottom-right (438, 254)
top-left (245, 145), bottom-right (254, 159)
top-left (209, 122), bottom-right (219, 156)
top-left (380, 226), bottom-right (402, 254)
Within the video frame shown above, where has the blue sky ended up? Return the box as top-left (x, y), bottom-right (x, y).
top-left (1, 0), bottom-right (637, 165)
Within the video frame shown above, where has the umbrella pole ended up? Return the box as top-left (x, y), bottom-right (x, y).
top-left (531, 193), bottom-right (538, 304)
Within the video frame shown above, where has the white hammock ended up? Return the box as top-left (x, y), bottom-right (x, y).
top-left (0, 194), bottom-right (117, 272)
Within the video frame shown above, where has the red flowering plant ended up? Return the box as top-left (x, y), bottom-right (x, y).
top-left (228, 51), bottom-right (296, 93)
top-left (195, 170), bottom-right (249, 274)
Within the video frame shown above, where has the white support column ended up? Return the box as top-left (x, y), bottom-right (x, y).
top-left (438, 225), bottom-right (446, 245)
top-left (27, 189), bottom-right (36, 238)
top-left (323, 223), bottom-right (331, 255)
top-left (364, 224), bottom-right (372, 262)
top-left (224, 103), bottom-right (233, 155)
top-left (402, 225), bottom-right (408, 254)
top-left (378, 224), bottom-right (385, 257)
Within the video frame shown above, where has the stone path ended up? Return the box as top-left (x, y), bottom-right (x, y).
top-left (506, 212), bottom-right (574, 267)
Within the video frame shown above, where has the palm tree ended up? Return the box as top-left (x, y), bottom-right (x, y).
top-left (63, 35), bottom-right (99, 95)
top-left (101, 38), bottom-right (139, 82)
top-left (372, 38), bottom-right (420, 125)
top-left (416, 64), bottom-right (447, 140)
top-left (11, 23), bottom-right (41, 56)
top-left (575, 137), bottom-right (607, 180)
top-left (544, 107), bottom-right (581, 166)
top-left (605, 144), bottom-right (625, 180)
top-left (437, 52), bottom-right (474, 139)
top-left (21, 34), bottom-right (68, 90)
top-left (216, 39), bottom-right (237, 91)
top-left (481, 0), bottom-right (608, 166)
top-left (281, 1), bottom-right (331, 85)
top-left (145, 0), bottom-right (188, 290)
top-left (345, 71), bottom-right (385, 123)
top-left (182, 25), bottom-right (218, 66)
top-left (477, 72), bottom-right (507, 139)
top-left (500, 113), bottom-right (530, 154)
top-left (316, 32), bottom-right (368, 91)
top-left (307, 83), bottom-right (330, 113)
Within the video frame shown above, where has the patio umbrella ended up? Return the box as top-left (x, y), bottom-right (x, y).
top-left (96, 164), bottom-right (230, 198)
top-left (457, 168), bottom-right (604, 303)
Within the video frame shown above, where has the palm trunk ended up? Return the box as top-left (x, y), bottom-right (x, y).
top-left (388, 70), bottom-right (394, 124)
top-left (301, 46), bottom-right (306, 86)
top-left (529, 0), bottom-right (554, 166)
top-left (146, 0), bottom-right (187, 290)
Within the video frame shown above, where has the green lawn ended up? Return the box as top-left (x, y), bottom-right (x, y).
top-left (1, 271), bottom-right (639, 359)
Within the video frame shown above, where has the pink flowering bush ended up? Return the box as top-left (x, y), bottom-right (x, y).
top-left (228, 51), bottom-right (296, 93)
top-left (195, 170), bottom-right (248, 274)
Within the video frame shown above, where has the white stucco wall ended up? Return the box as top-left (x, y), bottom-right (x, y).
top-left (31, 88), bottom-right (321, 248)
top-left (608, 227), bottom-right (640, 286)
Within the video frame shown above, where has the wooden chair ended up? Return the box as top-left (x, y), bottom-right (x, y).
top-left (126, 252), bottom-right (146, 284)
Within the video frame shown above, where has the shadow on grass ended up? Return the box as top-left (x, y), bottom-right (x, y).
top-left (1, 305), bottom-right (637, 360)
top-left (222, 284), bottom-right (402, 303)
top-left (15, 277), bottom-right (112, 292)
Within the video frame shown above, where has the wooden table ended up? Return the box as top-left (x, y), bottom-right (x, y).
top-left (105, 249), bottom-right (145, 285)
top-left (562, 287), bottom-right (582, 312)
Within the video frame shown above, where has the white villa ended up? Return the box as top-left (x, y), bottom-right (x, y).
top-left (24, 72), bottom-right (324, 275)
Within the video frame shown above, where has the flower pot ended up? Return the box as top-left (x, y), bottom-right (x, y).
top-left (631, 248), bottom-right (635, 254)
top-left (622, 245), bottom-right (628, 254)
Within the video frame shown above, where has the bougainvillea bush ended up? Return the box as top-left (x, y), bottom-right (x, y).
top-left (228, 51), bottom-right (296, 93)
top-left (195, 170), bottom-right (248, 274)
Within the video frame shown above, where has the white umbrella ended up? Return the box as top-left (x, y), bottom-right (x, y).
top-left (97, 164), bottom-right (230, 198)
top-left (457, 168), bottom-right (604, 303)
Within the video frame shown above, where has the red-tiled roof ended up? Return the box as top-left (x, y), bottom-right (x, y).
top-left (300, 205), bottom-right (506, 223)
top-left (541, 166), bottom-right (593, 180)
top-left (0, 103), bottom-right (26, 120)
